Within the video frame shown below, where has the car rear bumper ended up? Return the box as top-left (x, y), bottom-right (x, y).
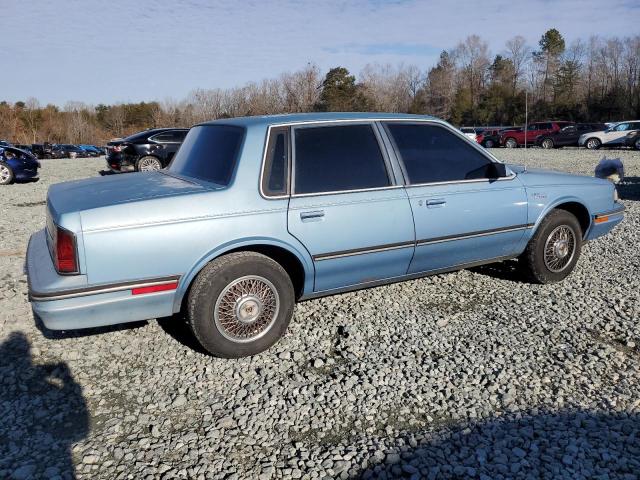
top-left (27, 229), bottom-right (178, 330)
top-left (105, 153), bottom-right (135, 172)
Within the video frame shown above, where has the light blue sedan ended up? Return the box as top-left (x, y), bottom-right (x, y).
top-left (27, 113), bottom-right (625, 357)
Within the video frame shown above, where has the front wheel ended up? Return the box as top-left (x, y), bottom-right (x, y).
top-left (634, 138), bottom-right (640, 151)
top-left (136, 156), bottom-right (162, 172)
top-left (484, 139), bottom-right (495, 148)
top-left (585, 138), bottom-right (601, 150)
top-left (541, 138), bottom-right (554, 149)
top-left (505, 138), bottom-right (518, 148)
top-left (187, 252), bottom-right (295, 358)
top-left (519, 210), bottom-right (582, 284)
top-left (0, 162), bottom-right (14, 185)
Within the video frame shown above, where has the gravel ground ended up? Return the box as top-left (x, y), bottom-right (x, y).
top-left (1, 149), bottom-right (639, 480)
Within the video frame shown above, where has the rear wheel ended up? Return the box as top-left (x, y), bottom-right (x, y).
top-left (505, 138), bottom-right (518, 148)
top-left (519, 209), bottom-right (582, 284)
top-left (136, 156), bottom-right (162, 172)
top-left (0, 162), bottom-right (14, 185)
top-left (634, 138), bottom-right (640, 151)
top-left (541, 138), bottom-right (554, 149)
top-left (187, 252), bottom-right (295, 358)
top-left (484, 139), bottom-right (495, 148)
top-left (585, 138), bottom-right (601, 150)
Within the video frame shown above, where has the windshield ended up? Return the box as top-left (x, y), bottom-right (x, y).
top-left (168, 125), bottom-right (244, 185)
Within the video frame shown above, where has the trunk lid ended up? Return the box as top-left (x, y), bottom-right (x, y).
top-left (48, 171), bottom-right (211, 215)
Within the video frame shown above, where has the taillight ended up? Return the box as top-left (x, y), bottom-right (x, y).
top-left (55, 227), bottom-right (78, 274)
top-left (475, 134), bottom-right (483, 143)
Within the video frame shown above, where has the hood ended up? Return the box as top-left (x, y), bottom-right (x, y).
top-left (48, 171), bottom-right (212, 216)
top-left (507, 164), bottom-right (609, 187)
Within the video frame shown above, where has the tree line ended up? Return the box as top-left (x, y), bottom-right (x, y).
top-left (1, 29), bottom-right (638, 145)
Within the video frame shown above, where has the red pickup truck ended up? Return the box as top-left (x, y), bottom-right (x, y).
top-left (500, 121), bottom-right (573, 148)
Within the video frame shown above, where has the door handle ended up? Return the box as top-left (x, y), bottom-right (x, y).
top-left (300, 210), bottom-right (325, 222)
top-left (426, 199), bottom-right (446, 208)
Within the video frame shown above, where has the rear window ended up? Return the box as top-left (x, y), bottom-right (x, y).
top-left (168, 125), bottom-right (244, 185)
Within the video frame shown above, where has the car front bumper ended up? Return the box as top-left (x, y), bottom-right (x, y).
top-left (585, 203), bottom-right (625, 241)
top-left (27, 229), bottom-right (177, 330)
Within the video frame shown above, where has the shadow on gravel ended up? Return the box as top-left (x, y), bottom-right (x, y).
top-left (34, 314), bottom-right (148, 339)
top-left (468, 259), bottom-right (528, 284)
top-left (0, 332), bottom-right (88, 479)
top-left (98, 170), bottom-right (117, 176)
top-left (157, 314), bottom-right (209, 355)
top-left (617, 176), bottom-right (640, 201)
top-left (359, 409), bottom-right (640, 479)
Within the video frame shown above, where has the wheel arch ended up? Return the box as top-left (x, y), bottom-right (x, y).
top-left (532, 198), bottom-right (591, 240)
top-left (173, 238), bottom-right (314, 313)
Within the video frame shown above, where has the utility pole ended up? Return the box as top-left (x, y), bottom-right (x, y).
top-left (524, 90), bottom-right (528, 150)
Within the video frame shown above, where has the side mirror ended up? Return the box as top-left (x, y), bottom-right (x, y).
top-left (488, 162), bottom-right (508, 178)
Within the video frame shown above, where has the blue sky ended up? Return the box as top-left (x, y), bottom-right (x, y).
top-left (2, 0), bottom-right (638, 106)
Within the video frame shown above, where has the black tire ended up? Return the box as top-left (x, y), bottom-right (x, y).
top-left (484, 139), bottom-right (495, 148)
top-left (187, 252), bottom-right (295, 358)
top-left (634, 138), bottom-right (640, 151)
top-left (541, 138), bottom-right (554, 149)
top-left (0, 162), bottom-right (14, 185)
top-left (136, 156), bottom-right (162, 172)
top-left (585, 137), bottom-right (601, 150)
top-left (519, 209), bottom-right (582, 284)
top-left (504, 138), bottom-right (518, 148)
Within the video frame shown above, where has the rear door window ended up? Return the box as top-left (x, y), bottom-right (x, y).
top-left (293, 124), bottom-right (390, 195)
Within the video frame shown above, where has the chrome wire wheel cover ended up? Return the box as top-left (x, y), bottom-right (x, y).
top-left (544, 225), bottom-right (577, 273)
top-left (542, 139), bottom-right (553, 149)
top-left (139, 157), bottom-right (161, 171)
top-left (214, 275), bottom-right (280, 343)
top-left (586, 138), bottom-right (599, 149)
top-left (0, 164), bottom-right (10, 183)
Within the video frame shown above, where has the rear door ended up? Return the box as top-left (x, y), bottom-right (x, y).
top-left (287, 122), bottom-right (415, 293)
top-left (150, 130), bottom-right (187, 163)
top-left (603, 123), bottom-right (632, 145)
top-left (383, 122), bottom-right (528, 274)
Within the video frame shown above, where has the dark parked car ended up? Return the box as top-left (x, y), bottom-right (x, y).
top-left (535, 123), bottom-right (607, 149)
top-left (475, 128), bottom-right (515, 148)
top-left (51, 144), bottom-right (85, 158)
top-left (78, 145), bottom-right (102, 157)
top-left (0, 145), bottom-right (40, 184)
top-left (106, 128), bottom-right (188, 172)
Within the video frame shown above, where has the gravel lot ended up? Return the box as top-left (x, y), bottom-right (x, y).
top-left (1, 149), bottom-right (639, 480)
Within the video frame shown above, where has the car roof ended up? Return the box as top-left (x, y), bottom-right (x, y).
top-left (197, 112), bottom-right (438, 128)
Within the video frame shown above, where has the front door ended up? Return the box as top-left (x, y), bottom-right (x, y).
top-left (383, 122), bottom-right (528, 274)
top-left (287, 123), bottom-right (415, 293)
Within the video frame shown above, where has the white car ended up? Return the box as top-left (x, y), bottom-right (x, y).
top-left (460, 127), bottom-right (479, 141)
top-left (579, 121), bottom-right (640, 149)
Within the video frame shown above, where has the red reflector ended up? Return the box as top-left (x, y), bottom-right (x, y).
top-left (131, 282), bottom-right (178, 295)
top-left (56, 228), bottom-right (78, 273)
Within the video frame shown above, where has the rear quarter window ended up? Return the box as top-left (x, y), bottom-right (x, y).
top-left (168, 125), bottom-right (245, 186)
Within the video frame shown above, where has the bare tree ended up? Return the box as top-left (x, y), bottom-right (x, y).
top-left (452, 35), bottom-right (491, 108)
top-left (505, 36), bottom-right (531, 93)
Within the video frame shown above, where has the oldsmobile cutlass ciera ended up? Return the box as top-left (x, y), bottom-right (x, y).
top-left (27, 113), bottom-right (625, 357)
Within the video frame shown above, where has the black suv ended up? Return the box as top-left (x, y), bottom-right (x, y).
top-left (106, 128), bottom-right (188, 172)
top-left (535, 123), bottom-right (606, 149)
